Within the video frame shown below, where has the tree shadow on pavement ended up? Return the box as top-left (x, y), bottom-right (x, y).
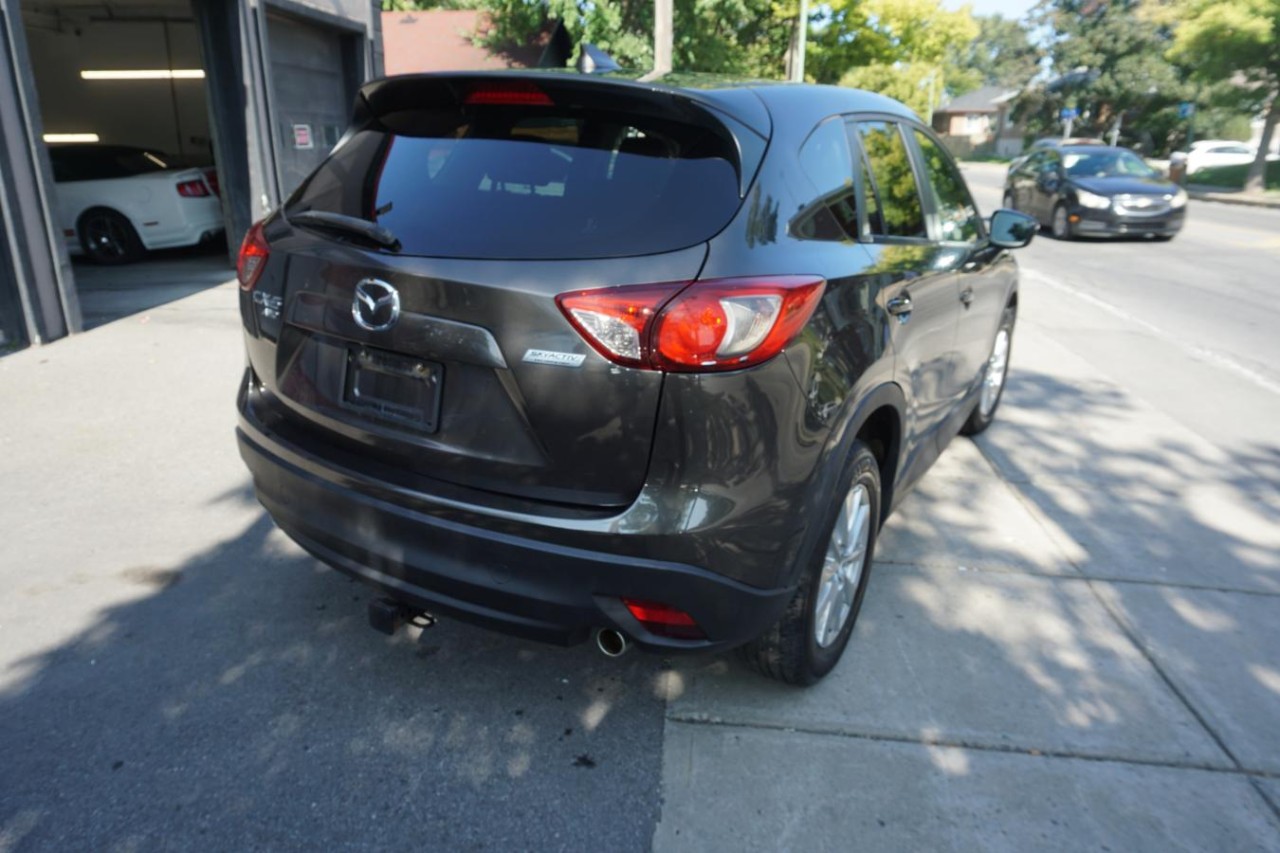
top-left (0, 485), bottom-right (668, 850)
top-left (669, 366), bottom-right (1280, 806)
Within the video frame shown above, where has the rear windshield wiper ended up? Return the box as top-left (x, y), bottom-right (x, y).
top-left (289, 210), bottom-right (401, 252)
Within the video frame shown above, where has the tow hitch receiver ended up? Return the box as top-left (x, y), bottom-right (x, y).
top-left (367, 597), bottom-right (434, 636)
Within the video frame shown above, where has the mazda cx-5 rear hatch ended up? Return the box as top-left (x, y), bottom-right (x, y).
top-left (242, 73), bottom-right (766, 508)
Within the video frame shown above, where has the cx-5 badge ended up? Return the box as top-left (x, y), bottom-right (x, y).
top-left (352, 279), bottom-right (400, 331)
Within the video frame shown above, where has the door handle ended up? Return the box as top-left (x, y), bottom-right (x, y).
top-left (886, 293), bottom-right (913, 322)
top-left (960, 287), bottom-right (975, 307)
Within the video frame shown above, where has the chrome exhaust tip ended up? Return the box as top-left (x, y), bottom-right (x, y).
top-left (595, 628), bottom-right (630, 658)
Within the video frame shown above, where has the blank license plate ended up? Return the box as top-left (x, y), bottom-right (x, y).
top-left (343, 347), bottom-right (442, 432)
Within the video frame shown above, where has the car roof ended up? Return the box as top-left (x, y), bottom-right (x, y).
top-left (1056, 145), bottom-right (1129, 153)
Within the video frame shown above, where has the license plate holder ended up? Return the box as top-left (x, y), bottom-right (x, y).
top-left (342, 347), bottom-right (442, 432)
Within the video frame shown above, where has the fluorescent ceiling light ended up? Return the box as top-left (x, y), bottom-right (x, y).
top-left (80, 69), bottom-right (205, 80)
top-left (43, 132), bottom-right (99, 143)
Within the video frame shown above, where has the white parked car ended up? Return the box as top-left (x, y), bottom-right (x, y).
top-left (47, 144), bottom-right (223, 264)
top-left (1184, 140), bottom-right (1256, 177)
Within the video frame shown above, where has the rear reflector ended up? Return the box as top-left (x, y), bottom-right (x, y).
top-left (236, 221), bottom-right (269, 291)
top-left (464, 81), bottom-right (553, 106)
top-left (622, 599), bottom-right (705, 640)
top-left (557, 276), bottom-right (825, 373)
top-left (176, 179), bottom-right (210, 197)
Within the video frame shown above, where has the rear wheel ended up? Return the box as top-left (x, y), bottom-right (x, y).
top-left (1051, 203), bottom-right (1073, 240)
top-left (740, 441), bottom-right (881, 685)
top-left (78, 208), bottom-right (144, 265)
top-left (961, 304), bottom-right (1016, 436)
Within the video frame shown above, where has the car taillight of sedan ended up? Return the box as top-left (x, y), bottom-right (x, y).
top-left (176, 179), bottom-right (211, 198)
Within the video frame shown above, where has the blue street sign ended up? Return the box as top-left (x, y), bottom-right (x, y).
top-left (1178, 102), bottom-right (1196, 119)
top-left (1060, 107), bottom-right (1079, 120)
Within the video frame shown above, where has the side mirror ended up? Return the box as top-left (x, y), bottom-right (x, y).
top-left (989, 209), bottom-right (1038, 249)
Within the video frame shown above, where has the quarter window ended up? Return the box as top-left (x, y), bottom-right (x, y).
top-left (913, 130), bottom-right (981, 243)
top-left (855, 121), bottom-right (927, 240)
top-left (792, 118), bottom-right (858, 241)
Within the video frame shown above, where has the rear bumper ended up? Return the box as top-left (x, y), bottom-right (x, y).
top-left (237, 416), bottom-right (794, 653)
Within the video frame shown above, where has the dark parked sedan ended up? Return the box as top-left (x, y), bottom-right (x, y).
top-left (1004, 145), bottom-right (1187, 240)
top-left (235, 72), bottom-right (1036, 684)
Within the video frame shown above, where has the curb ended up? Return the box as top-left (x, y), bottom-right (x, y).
top-left (1187, 190), bottom-right (1280, 210)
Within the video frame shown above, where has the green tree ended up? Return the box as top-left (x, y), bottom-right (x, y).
top-left (947, 14), bottom-right (1042, 94)
top-left (1015, 0), bottom-right (1187, 155)
top-left (477, 0), bottom-right (794, 76)
top-left (1169, 0), bottom-right (1279, 192)
top-left (816, 0), bottom-right (977, 117)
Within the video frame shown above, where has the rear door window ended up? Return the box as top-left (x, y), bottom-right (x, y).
top-left (854, 121), bottom-right (927, 240)
top-left (287, 106), bottom-right (745, 260)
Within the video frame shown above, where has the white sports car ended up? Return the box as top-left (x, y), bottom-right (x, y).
top-left (47, 144), bottom-right (224, 264)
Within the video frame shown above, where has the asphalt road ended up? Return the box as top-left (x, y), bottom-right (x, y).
top-left (961, 164), bottom-right (1280, 463)
top-left (1, 165), bottom-right (1278, 850)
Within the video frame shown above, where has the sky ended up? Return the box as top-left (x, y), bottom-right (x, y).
top-left (944, 0), bottom-right (1039, 21)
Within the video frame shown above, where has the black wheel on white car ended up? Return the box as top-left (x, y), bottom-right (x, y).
top-left (960, 303), bottom-right (1016, 436)
top-left (740, 440), bottom-right (881, 686)
top-left (79, 208), bottom-right (145, 265)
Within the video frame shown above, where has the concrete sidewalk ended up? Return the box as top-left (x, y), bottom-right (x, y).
top-left (1, 274), bottom-right (1278, 850)
top-left (654, 295), bottom-right (1280, 850)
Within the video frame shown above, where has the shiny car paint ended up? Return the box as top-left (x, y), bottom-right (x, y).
top-left (236, 73), bottom-right (1022, 657)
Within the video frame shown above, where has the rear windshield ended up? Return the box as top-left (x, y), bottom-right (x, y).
top-left (285, 106), bottom-right (744, 259)
top-left (49, 146), bottom-right (172, 182)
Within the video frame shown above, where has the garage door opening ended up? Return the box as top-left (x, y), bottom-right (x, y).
top-left (21, 0), bottom-right (232, 329)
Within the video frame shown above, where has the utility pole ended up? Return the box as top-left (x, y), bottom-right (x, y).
top-left (641, 0), bottom-right (673, 82)
top-left (788, 0), bottom-right (808, 82)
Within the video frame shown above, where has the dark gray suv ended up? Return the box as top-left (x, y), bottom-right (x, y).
top-left (235, 72), bottom-right (1036, 684)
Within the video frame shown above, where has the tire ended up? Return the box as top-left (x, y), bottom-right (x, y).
top-left (960, 304), bottom-right (1016, 436)
top-left (1050, 203), bottom-right (1073, 241)
top-left (78, 208), bottom-right (145, 265)
top-left (739, 441), bottom-right (882, 686)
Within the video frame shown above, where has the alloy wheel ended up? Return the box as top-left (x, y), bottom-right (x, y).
top-left (980, 327), bottom-right (1011, 417)
top-left (83, 214), bottom-right (130, 261)
top-left (1052, 206), bottom-right (1069, 239)
top-left (814, 482), bottom-right (872, 648)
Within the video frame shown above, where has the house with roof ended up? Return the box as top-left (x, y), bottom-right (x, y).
top-left (932, 86), bottom-right (1023, 159)
top-left (381, 9), bottom-right (571, 75)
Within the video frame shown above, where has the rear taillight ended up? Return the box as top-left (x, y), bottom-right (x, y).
top-left (176, 179), bottom-right (210, 197)
top-left (557, 276), bottom-right (825, 373)
top-left (622, 599), bottom-right (705, 640)
top-left (464, 81), bottom-right (553, 106)
top-left (236, 221), bottom-right (269, 292)
top-left (203, 168), bottom-right (220, 196)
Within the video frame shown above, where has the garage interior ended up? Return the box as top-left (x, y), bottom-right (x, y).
top-left (20, 0), bottom-right (231, 329)
top-left (8, 0), bottom-right (372, 334)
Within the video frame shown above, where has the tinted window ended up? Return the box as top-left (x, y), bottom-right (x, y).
top-left (855, 122), bottom-right (926, 239)
top-left (913, 130), bottom-right (980, 243)
top-left (48, 146), bottom-right (171, 182)
top-left (287, 106), bottom-right (743, 260)
top-left (791, 118), bottom-right (857, 241)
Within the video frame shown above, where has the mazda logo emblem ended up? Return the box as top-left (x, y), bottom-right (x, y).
top-left (352, 279), bottom-right (400, 332)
